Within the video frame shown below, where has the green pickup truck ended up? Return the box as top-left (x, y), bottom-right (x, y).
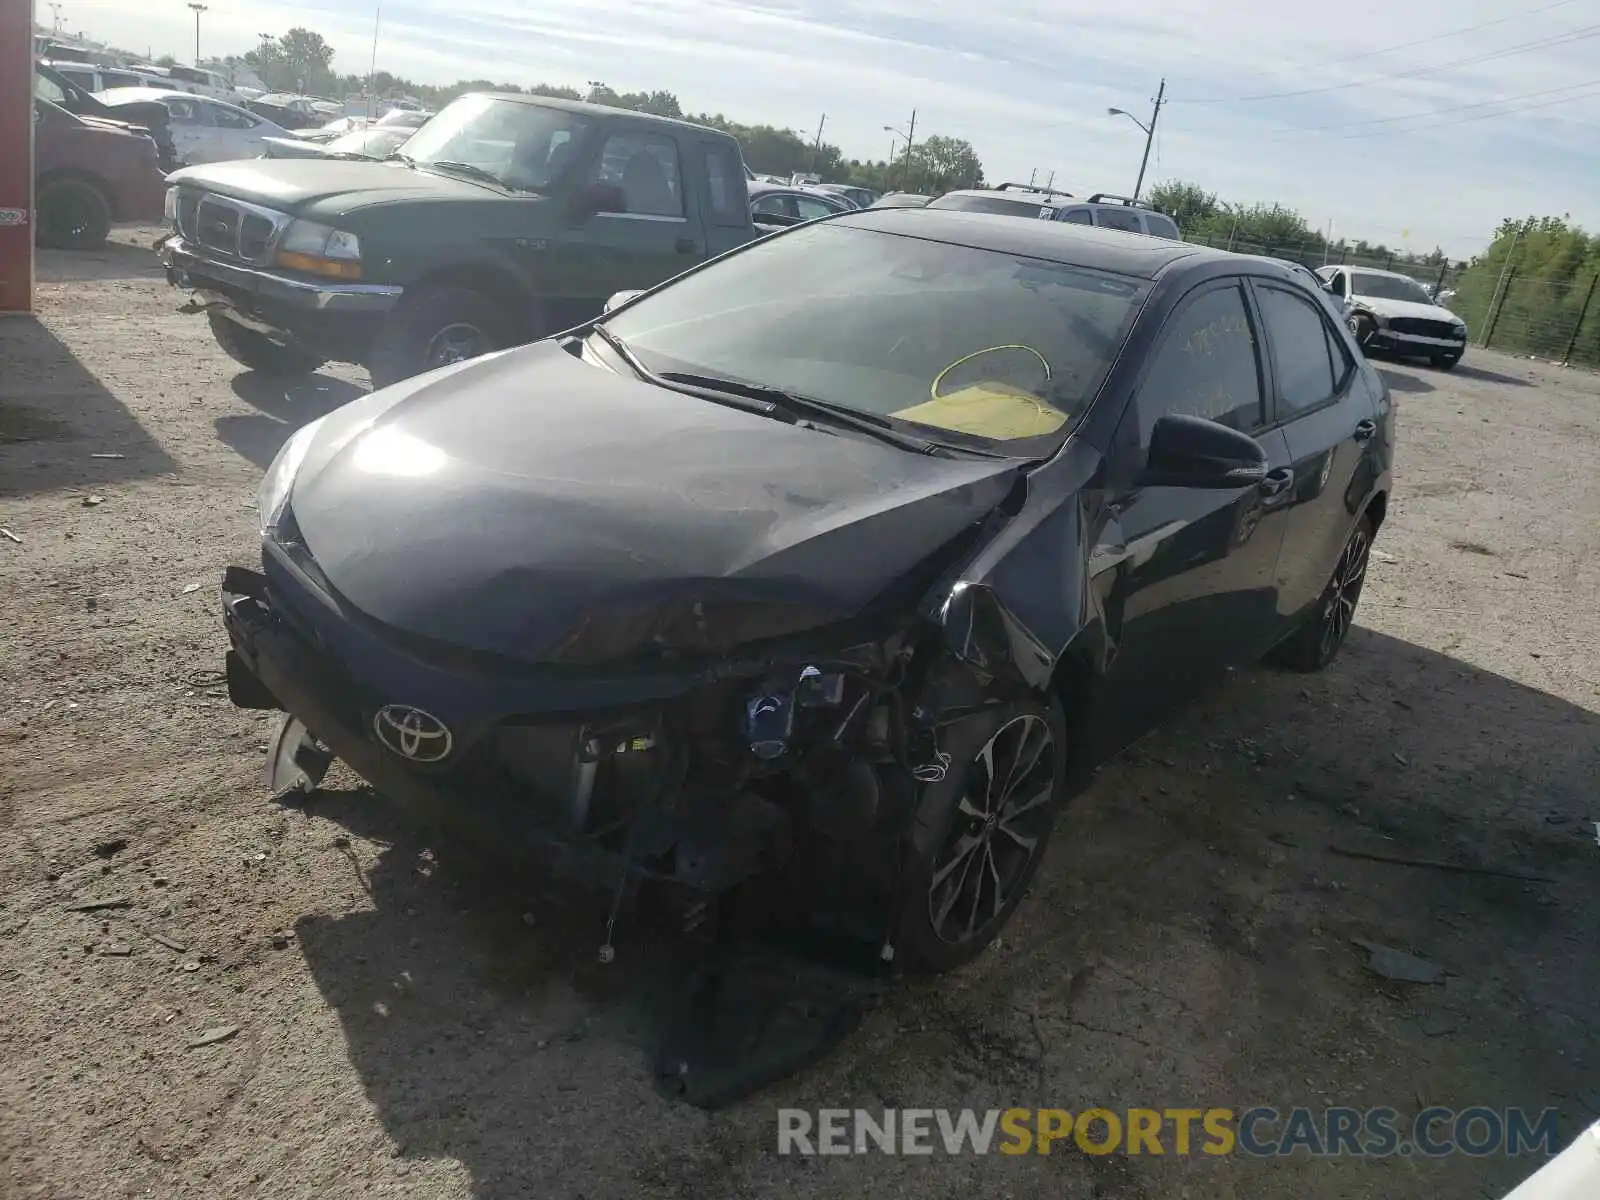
top-left (158, 95), bottom-right (756, 386)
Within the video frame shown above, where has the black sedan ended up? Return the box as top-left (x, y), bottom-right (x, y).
top-left (747, 181), bottom-right (853, 230)
top-left (222, 209), bottom-right (1392, 976)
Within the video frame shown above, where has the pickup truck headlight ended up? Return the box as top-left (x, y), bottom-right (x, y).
top-left (1452, 321), bottom-right (1469, 338)
top-left (275, 220), bottom-right (363, 280)
top-left (164, 186), bottom-right (180, 223)
top-left (257, 416), bottom-right (326, 535)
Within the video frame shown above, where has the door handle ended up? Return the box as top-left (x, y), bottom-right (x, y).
top-left (674, 237), bottom-right (698, 255)
top-left (1259, 468), bottom-right (1295, 499)
top-left (1353, 419), bottom-right (1377, 442)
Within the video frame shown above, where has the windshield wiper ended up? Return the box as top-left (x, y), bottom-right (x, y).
top-left (417, 159), bottom-right (514, 189)
top-left (657, 370), bottom-right (949, 456)
top-left (588, 327), bottom-right (786, 421)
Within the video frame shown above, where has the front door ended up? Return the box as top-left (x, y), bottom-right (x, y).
top-left (698, 139), bottom-right (756, 259)
top-left (161, 94), bottom-right (208, 165)
top-left (1090, 278), bottom-right (1296, 747)
top-left (1248, 279), bottom-right (1384, 622)
top-left (554, 129), bottom-right (702, 327)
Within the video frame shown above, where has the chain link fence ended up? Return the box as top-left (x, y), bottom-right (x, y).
top-left (1180, 230), bottom-right (1600, 368)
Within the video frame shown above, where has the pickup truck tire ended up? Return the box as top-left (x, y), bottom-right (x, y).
top-left (369, 285), bottom-right (512, 389)
top-left (36, 176), bottom-right (111, 251)
top-left (207, 312), bottom-right (326, 375)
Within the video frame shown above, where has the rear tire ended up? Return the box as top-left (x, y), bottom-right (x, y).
top-left (895, 696), bottom-right (1068, 973)
top-left (368, 285), bottom-right (513, 389)
top-left (207, 312), bottom-right (326, 375)
top-left (35, 177), bottom-right (111, 251)
top-left (1269, 514), bottom-right (1374, 673)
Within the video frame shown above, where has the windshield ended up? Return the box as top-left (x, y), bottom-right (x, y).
top-left (602, 223), bottom-right (1148, 453)
top-left (927, 194), bottom-right (1051, 219)
top-left (1350, 271), bottom-right (1434, 304)
top-left (399, 94), bottom-right (593, 191)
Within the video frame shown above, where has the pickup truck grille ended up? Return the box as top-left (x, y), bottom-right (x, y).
top-left (174, 191), bottom-right (291, 267)
top-left (1388, 317), bottom-right (1460, 339)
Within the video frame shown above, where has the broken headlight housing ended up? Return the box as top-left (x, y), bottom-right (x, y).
top-left (274, 220), bottom-right (363, 280)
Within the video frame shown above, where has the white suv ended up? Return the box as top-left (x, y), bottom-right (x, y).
top-left (925, 185), bottom-right (1182, 239)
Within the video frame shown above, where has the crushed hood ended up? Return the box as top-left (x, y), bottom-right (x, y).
top-left (288, 341), bottom-right (1020, 664)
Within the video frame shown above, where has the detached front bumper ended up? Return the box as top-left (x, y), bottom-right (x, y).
top-left (160, 235), bottom-right (401, 361)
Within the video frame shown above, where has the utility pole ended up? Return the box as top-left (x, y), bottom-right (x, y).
top-left (809, 113), bottom-right (827, 174)
top-left (1108, 78), bottom-right (1165, 202)
top-left (48, 3), bottom-right (63, 33)
top-left (900, 108), bottom-right (916, 191)
top-left (187, 2), bottom-right (208, 65)
top-left (1482, 220), bottom-right (1529, 348)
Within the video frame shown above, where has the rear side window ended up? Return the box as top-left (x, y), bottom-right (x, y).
top-left (1139, 282), bottom-right (1265, 435)
top-left (210, 104), bottom-right (258, 130)
top-left (1059, 208), bottom-right (1093, 225)
top-left (794, 195), bottom-right (839, 221)
top-left (163, 97), bottom-right (201, 124)
top-left (703, 142), bottom-right (748, 227)
top-left (1144, 213), bottom-right (1181, 240)
top-left (1095, 207), bottom-right (1143, 233)
top-left (101, 70), bottom-right (139, 88)
top-left (1255, 284), bottom-right (1338, 416)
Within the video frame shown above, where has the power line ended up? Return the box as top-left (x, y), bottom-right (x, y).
top-left (1323, 83), bottom-right (1600, 139)
top-left (1264, 76), bottom-right (1600, 134)
top-left (1176, 22), bottom-right (1600, 104)
top-left (1297, 0), bottom-right (1583, 69)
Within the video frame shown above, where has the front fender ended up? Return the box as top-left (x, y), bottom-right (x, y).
top-left (930, 438), bottom-right (1110, 691)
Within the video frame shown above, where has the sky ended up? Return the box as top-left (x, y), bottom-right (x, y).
top-left (56, 0), bottom-right (1600, 259)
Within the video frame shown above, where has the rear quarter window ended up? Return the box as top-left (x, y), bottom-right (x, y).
top-left (1095, 207), bottom-right (1143, 233)
top-left (1144, 213), bottom-right (1181, 240)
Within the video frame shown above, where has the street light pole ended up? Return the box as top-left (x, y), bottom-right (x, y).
top-left (1107, 77), bottom-right (1165, 202)
top-left (882, 113), bottom-right (916, 191)
top-left (187, 2), bottom-right (208, 65)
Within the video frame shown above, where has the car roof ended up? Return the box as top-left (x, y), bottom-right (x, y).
top-left (748, 181), bottom-right (846, 201)
top-left (476, 92), bottom-right (732, 138)
top-left (835, 207), bottom-right (1213, 278)
top-left (96, 87), bottom-right (197, 103)
top-left (1345, 266), bottom-right (1424, 282)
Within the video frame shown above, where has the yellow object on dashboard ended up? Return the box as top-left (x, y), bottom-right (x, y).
top-left (892, 383), bottom-right (1067, 440)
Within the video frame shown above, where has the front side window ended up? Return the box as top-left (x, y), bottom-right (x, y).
top-left (751, 193), bottom-right (798, 219)
top-left (593, 132), bottom-right (683, 217)
top-left (1255, 284), bottom-right (1338, 415)
top-left (35, 73), bottom-right (68, 105)
top-left (1138, 283), bottom-right (1264, 436)
top-left (1329, 272), bottom-right (1348, 297)
top-left (602, 223), bottom-right (1149, 453)
top-left (794, 195), bottom-right (839, 221)
top-left (402, 95), bottom-right (596, 193)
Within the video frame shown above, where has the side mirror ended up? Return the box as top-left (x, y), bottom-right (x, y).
top-left (602, 289), bottom-right (643, 313)
top-left (568, 181), bottom-right (626, 223)
top-left (1142, 414), bottom-right (1267, 489)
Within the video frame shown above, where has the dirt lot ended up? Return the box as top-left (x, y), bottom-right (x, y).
top-left (2, 230), bottom-right (1597, 1200)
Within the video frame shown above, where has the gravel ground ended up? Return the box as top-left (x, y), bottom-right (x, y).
top-left (2, 230), bottom-right (1597, 1200)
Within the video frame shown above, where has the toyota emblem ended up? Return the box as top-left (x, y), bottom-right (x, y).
top-left (372, 705), bottom-right (453, 762)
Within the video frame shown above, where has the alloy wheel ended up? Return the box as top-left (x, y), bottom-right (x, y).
top-left (423, 322), bottom-right (490, 369)
top-left (926, 713), bottom-right (1057, 945)
top-left (1319, 525), bottom-right (1370, 661)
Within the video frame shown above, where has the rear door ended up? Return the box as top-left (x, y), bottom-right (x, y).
top-left (1091, 277), bottom-right (1296, 743)
top-left (205, 100), bottom-right (267, 159)
top-left (1248, 279), bottom-right (1381, 623)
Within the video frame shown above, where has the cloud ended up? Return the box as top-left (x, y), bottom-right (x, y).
top-left (68, 0), bottom-right (1600, 257)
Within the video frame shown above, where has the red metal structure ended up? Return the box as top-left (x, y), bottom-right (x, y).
top-left (1, 0), bottom-right (36, 313)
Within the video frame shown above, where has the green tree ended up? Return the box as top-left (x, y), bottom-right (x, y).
top-left (907, 135), bottom-right (983, 193)
top-left (155, 54), bottom-right (177, 68)
top-left (1146, 180), bottom-right (1218, 228)
top-left (245, 27), bottom-right (336, 95)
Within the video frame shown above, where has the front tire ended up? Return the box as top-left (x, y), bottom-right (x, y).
top-left (1348, 313), bottom-right (1377, 353)
top-left (368, 285), bottom-right (512, 389)
top-left (36, 177), bottom-right (111, 251)
top-left (896, 697), bottom-right (1068, 973)
top-left (1270, 514), bottom-right (1374, 673)
top-left (207, 312), bottom-right (326, 375)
